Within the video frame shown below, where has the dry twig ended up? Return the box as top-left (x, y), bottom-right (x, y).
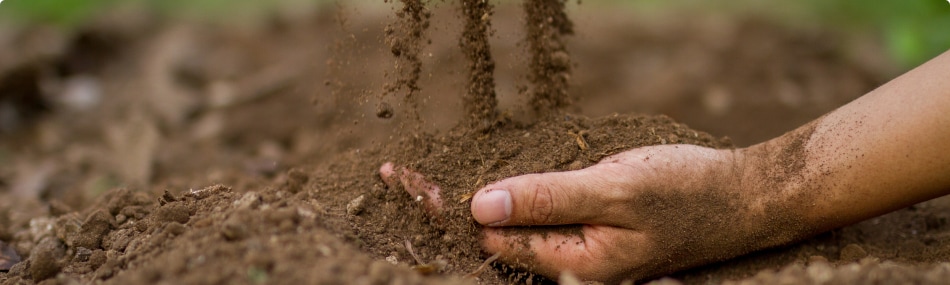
top-left (465, 252), bottom-right (502, 278)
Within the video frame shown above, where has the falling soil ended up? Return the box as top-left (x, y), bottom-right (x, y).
top-left (4, 1), bottom-right (950, 285)
top-left (457, 0), bottom-right (500, 131)
top-left (523, 0), bottom-right (574, 115)
top-left (381, 0), bottom-right (431, 122)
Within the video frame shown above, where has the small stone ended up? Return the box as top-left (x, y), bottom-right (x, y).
top-left (221, 217), bottom-right (249, 241)
top-left (233, 192), bottom-right (263, 210)
top-left (839, 243), bottom-right (868, 262)
top-left (550, 51), bottom-right (571, 68)
top-left (376, 102), bottom-right (394, 119)
top-left (74, 247), bottom-right (93, 262)
top-left (29, 217), bottom-right (56, 243)
top-left (346, 195), bottom-right (366, 216)
top-left (115, 214), bottom-right (127, 224)
top-left (385, 255), bottom-right (398, 265)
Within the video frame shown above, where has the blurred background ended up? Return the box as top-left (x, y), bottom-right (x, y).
top-left (0, 0), bottom-right (947, 203)
top-left (1, 2), bottom-right (949, 283)
top-left (2, 0), bottom-right (948, 68)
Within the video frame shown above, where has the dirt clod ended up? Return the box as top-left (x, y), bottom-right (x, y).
top-left (29, 237), bottom-right (65, 282)
top-left (66, 210), bottom-right (114, 249)
top-left (154, 202), bottom-right (191, 224)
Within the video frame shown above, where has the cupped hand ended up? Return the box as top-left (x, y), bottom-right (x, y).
top-left (381, 145), bottom-right (798, 283)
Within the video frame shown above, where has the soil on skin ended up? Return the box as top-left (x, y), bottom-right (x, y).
top-left (2, 1), bottom-right (949, 285)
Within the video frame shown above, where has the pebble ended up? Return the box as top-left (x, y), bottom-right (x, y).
top-left (221, 217), bottom-right (249, 241)
top-left (376, 102), bottom-right (394, 119)
top-left (233, 192), bottom-right (263, 210)
top-left (840, 243), bottom-right (868, 262)
top-left (385, 255), bottom-right (398, 265)
top-left (346, 195), bottom-right (366, 216)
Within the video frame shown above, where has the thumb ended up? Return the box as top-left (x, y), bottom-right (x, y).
top-left (470, 166), bottom-right (623, 227)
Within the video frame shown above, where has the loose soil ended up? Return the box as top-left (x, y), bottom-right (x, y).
top-left (3, 1), bottom-right (949, 285)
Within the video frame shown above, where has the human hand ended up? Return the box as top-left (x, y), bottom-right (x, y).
top-left (381, 144), bottom-right (803, 283)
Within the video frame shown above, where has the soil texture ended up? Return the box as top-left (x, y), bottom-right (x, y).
top-left (3, 1), bottom-right (948, 285)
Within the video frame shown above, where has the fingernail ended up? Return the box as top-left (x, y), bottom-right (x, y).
top-left (472, 189), bottom-right (512, 226)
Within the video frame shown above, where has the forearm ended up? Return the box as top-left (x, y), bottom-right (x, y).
top-left (746, 50), bottom-right (950, 232)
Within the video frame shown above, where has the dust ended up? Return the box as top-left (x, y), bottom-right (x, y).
top-left (382, 0), bottom-right (431, 123)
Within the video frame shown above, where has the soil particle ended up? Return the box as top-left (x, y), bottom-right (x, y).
top-left (284, 169), bottom-right (310, 194)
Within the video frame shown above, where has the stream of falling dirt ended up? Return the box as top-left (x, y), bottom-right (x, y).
top-left (523, 0), bottom-right (574, 115)
top-left (381, 0), bottom-right (431, 126)
top-left (383, 0), bottom-right (575, 132)
top-left (459, 0), bottom-right (500, 131)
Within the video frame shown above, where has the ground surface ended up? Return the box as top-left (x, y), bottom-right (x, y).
top-left (2, 2), bottom-right (950, 284)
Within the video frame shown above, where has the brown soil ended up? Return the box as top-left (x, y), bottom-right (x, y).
top-left (3, 1), bottom-right (948, 285)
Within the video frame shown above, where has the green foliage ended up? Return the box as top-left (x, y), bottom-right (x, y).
top-left (0, 0), bottom-right (332, 28)
top-left (1, 0), bottom-right (946, 66)
top-left (0, 0), bottom-right (121, 27)
top-left (809, 0), bottom-right (950, 67)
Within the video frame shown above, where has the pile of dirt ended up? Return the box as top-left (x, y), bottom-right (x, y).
top-left (6, 1), bottom-right (950, 285)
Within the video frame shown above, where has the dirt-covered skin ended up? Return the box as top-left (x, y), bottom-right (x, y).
top-left (4, 2), bottom-right (948, 285)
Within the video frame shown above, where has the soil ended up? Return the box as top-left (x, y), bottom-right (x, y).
top-left (2, 1), bottom-right (949, 285)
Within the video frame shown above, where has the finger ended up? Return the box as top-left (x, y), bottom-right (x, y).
top-left (470, 165), bottom-right (628, 226)
top-left (481, 226), bottom-right (647, 282)
top-left (379, 162), bottom-right (443, 215)
top-left (379, 162), bottom-right (399, 188)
